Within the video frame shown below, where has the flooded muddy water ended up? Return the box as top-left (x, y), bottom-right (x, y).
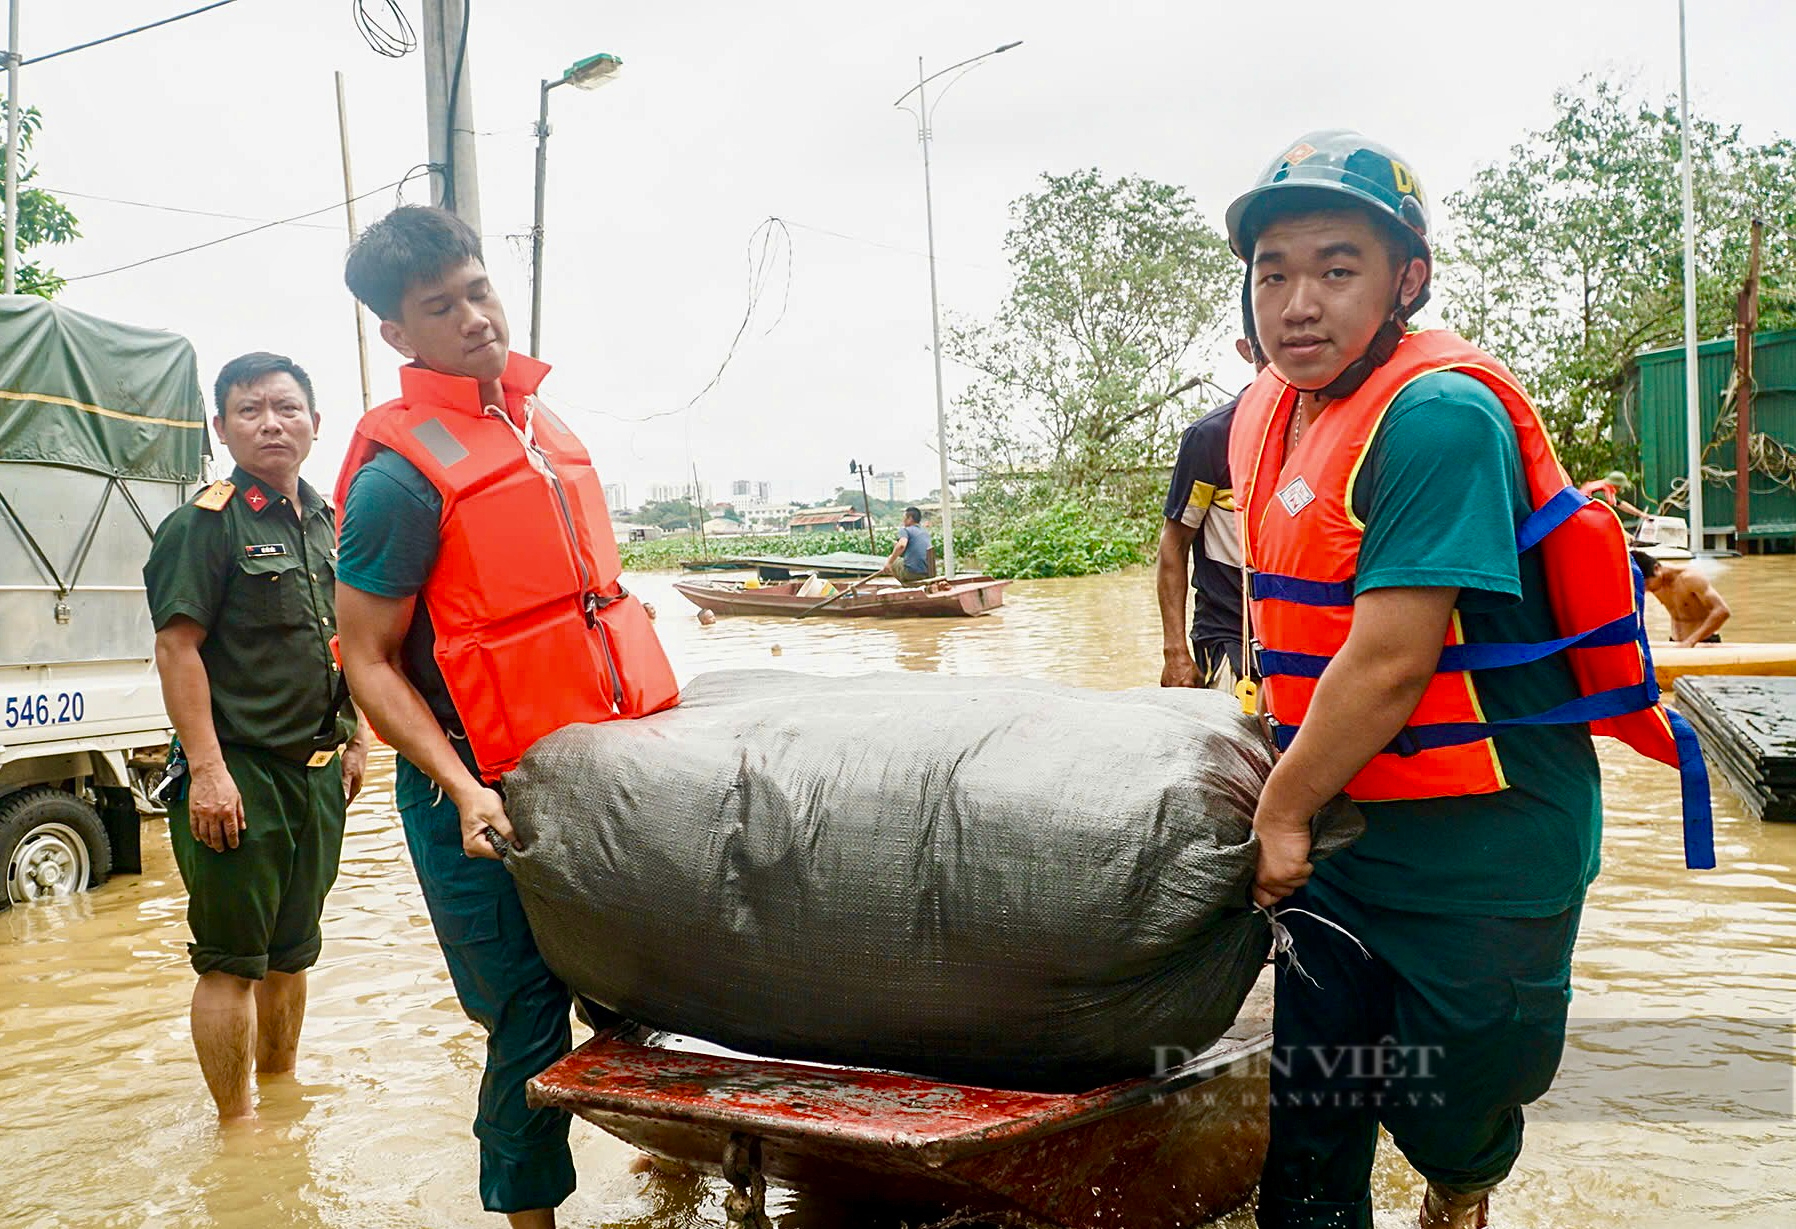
top-left (4, 557), bottom-right (1794, 1228)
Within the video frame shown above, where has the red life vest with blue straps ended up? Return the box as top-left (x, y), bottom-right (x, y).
top-left (1229, 330), bottom-right (1713, 868)
top-left (335, 354), bottom-right (679, 782)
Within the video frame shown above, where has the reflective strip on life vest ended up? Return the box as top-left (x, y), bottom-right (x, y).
top-left (411, 417), bottom-right (471, 469)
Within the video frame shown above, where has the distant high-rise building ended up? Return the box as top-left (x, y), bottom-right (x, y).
top-left (648, 480), bottom-right (710, 505)
top-left (873, 470), bottom-right (907, 503)
top-left (603, 482), bottom-right (629, 513)
top-left (730, 478), bottom-right (773, 502)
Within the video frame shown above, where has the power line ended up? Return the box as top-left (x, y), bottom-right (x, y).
top-left (43, 186), bottom-right (338, 230)
top-left (546, 218), bottom-right (795, 427)
top-left (21, 1), bottom-right (242, 67)
top-left (64, 171), bottom-right (426, 282)
top-left (778, 217), bottom-right (999, 272)
top-left (353, 0), bottom-right (416, 58)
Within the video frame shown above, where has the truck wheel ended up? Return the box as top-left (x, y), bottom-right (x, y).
top-left (0, 788), bottom-right (112, 909)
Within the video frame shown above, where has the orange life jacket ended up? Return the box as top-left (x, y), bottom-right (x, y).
top-left (335, 354), bottom-right (679, 782)
top-left (1230, 330), bottom-right (1712, 868)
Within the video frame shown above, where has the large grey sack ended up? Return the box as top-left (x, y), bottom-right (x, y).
top-left (503, 669), bottom-right (1359, 1091)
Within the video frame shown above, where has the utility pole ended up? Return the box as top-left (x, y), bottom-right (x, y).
top-left (1677, 0), bottom-right (1702, 552)
top-left (4, 0), bottom-right (20, 295)
top-left (895, 42), bottom-right (1022, 578)
top-left (335, 71), bottom-right (372, 412)
top-left (420, 0), bottom-right (480, 230)
top-left (916, 56), bottom-right (953, 577)
top-left (1733, 218), bottom-right (1762, 548)
top-left (530, 76), bottom-right (551, 356)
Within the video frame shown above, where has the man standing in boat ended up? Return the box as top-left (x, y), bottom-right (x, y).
top-left (1226, 132), bottom-right (1632, 1229)
top-left (144, 352), bottom-right (368, 1122)
top-left (332, 205), bottom-right (677, 1228)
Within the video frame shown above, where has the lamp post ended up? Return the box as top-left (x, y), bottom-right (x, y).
top-left (530, 51), bottom-right (621, 358)
top-left (4, 0), bottom-right (19, 294)
top-left (849, 459), bottom-right (877, 553)
top-left (893, 40), bottom-right (1021, 578)
top-left (1675, 0), bottom-right (1704, 553)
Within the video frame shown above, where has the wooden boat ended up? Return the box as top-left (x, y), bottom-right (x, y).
top-left (678, 551), bottom-right (892, 580)
top-left (1654, 642), bottom-right (1796, 688)
top-left (675, 575), bottom-right (1010, 618)
top-left (529, 979), bottom-right (1272, 1228)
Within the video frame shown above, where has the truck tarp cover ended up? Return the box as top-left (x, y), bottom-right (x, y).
top-left (503, 669), bottom-right (1362, 1091)
top-left (0, 295), bottom-right (205, 480)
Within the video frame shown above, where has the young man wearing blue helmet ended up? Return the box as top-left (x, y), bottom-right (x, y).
top-left (1225, 132), bottom-right (1605, 1229)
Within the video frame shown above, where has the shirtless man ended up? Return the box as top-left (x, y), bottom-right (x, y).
top-left (1632, 551), bottom-right (1731, 646)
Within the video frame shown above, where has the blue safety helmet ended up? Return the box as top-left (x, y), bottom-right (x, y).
top-left (1226, 129), bottom-right (1431, 262)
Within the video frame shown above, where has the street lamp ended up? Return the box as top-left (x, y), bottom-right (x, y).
top-left (893, 40), bottom-right (1021, 579)
top-left (848, 458), bottom-right (877, 553)
top-left (530, 51), bottom-right (622, 357)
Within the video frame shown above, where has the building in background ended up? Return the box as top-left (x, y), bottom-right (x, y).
top-left (730, 478), bottom-right (774, 503)
top-left (603, 482), bottom-right (630, 514)
top-left (788, 505), bottom-right (869, 535)
top-left (648, 480), bottom-right (711, 506)
top-left (736, 496), bottom-right (796, 532)
top-left (946, 462), bottom-right (978, 499)
top-left (873, 470), bottom-right (907, 503)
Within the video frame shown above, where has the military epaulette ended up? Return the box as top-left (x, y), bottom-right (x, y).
top-left (193, 479), bottom-right (236, 511)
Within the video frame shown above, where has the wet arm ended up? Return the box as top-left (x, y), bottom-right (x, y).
top-left (1156, 519), bottom-right (1199, 686)
top-left (1249, 585), bottom-right (1457, 906)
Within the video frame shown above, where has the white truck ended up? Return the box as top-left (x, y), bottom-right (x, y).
top-left (0, 296), bottom-right (206, 907)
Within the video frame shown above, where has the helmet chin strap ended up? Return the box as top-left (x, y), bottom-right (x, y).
top-left (1307, 315), bottom-right (1406, 400)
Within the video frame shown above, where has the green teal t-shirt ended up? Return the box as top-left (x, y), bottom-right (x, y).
top-left (1309, 371), bottom-right (1603, 918)
top-left (335, 449), bottom-right (462, 732)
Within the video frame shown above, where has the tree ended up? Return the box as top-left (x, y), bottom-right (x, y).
top-left (943, 169), bottom-right (1237, 577)
top-left (945, 169), bottom-right (1238, 488)
top-left (1, 102), bottom-right (81, 297)
top-left (1438, 76), bottom-right (1796, 480)
top-left (631, 499), bottom-right (700, 532)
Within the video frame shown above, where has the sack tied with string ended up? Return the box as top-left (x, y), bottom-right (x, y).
top-left (501, 668), bottom-right (1362, 1091)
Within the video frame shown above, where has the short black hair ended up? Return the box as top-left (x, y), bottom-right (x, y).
top-left (344, 204), bottom-right (485, 322)
top-left (904, 506), bottom-right (922, 523)
top-left (213, 352), bottom-right (314, 417)
top-left (1630, 549), bottom-right (1662, 578)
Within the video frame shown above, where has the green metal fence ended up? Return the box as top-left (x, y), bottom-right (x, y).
top-left (1625, 329), bottom-right (1796, 539)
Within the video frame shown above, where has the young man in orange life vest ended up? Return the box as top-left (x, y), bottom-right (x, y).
top-left (332, 205), bottom-right (677, 1227)
top-left (1225, 132), bottom-right (1711, 1229)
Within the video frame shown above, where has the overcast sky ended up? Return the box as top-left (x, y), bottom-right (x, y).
top-left (16, 0), bottom-right (1793, 507)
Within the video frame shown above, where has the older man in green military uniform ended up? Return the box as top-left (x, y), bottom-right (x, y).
top-left (144, 351), bottom-right (367, 1122)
